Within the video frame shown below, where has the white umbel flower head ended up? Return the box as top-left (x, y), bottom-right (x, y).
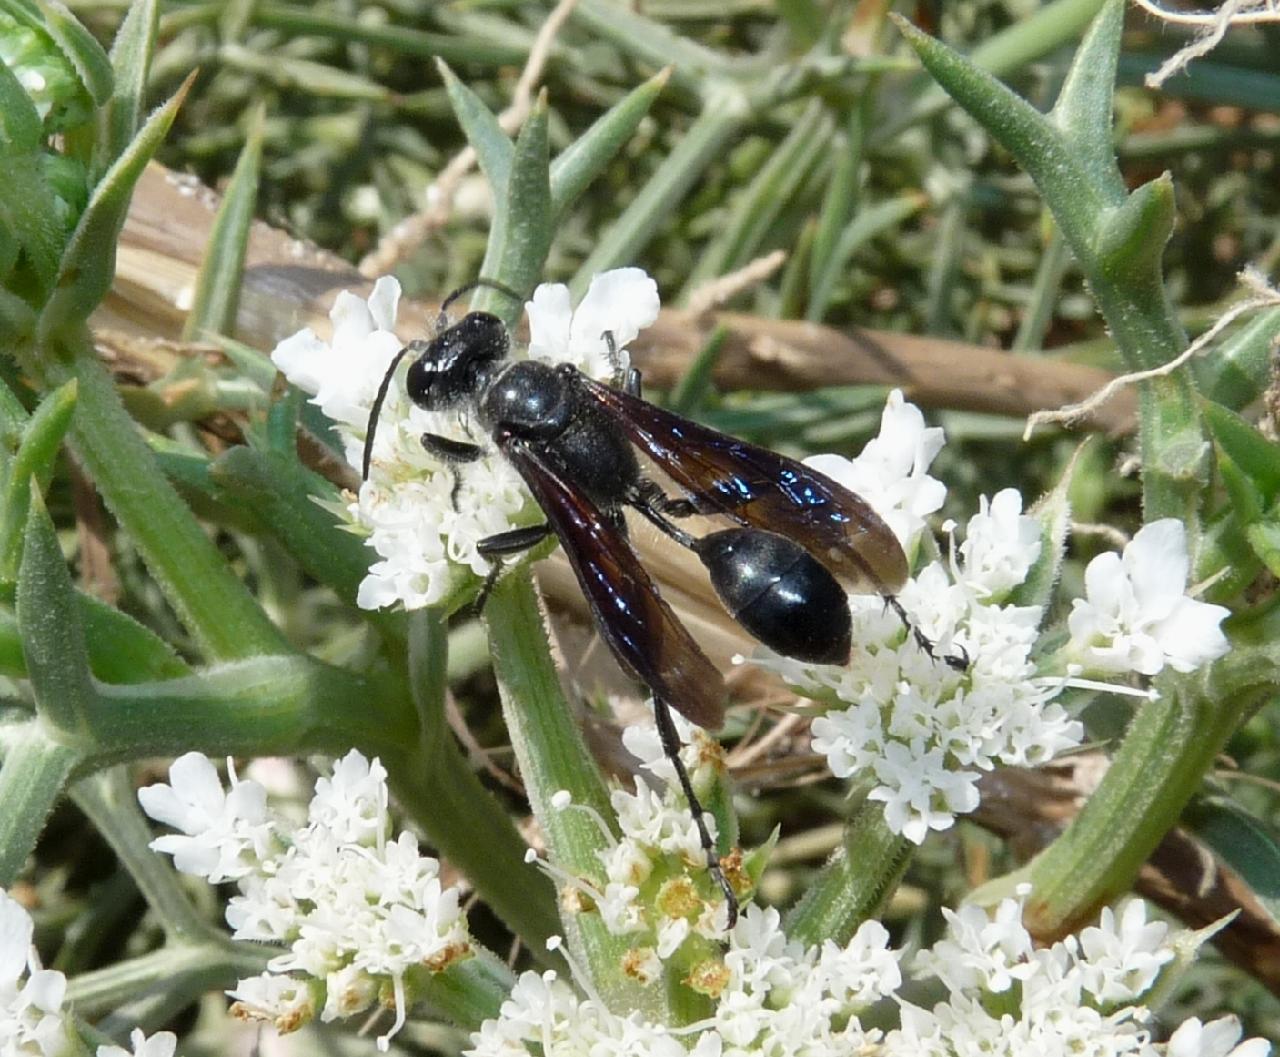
top-left (887, 892), bottom-right (1270, 1057)
top-left (753, 400), bottom-right (1081, 845)
top-left (270, 269), bottom-right (659, 612)
top-left (1068, 519), bottom-right (1231, 675)
top-left (141, 751), bottom-right (470, 1050)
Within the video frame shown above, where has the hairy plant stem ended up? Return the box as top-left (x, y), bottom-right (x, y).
top-left (783, 796), bottom-right (912, 948)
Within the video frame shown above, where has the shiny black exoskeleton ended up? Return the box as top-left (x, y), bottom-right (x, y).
top-left (362, 282), bottom-right (943, 927)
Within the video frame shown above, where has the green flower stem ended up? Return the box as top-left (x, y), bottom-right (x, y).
top-left (65, 940), bottom-right (268, 1019)
top-left (485, 571), bottom-right (662, 1016)
top-left (82, 657), bottom-right (409, 763)
top-left (1026, 676), bottom-right (1256, 939)
top-left (783, 797), bottom-right (911, 948)
top-left (71, 767), bottom-right (219, 944)
top-left (778, 793), bottom-right (911, 941)
top-left (1011, 224), bottom-right (1071, 353)
top-left (0, 720), bottom-right (81, 886)
top-left (569, 102), bottom-right (747, 296)
top-left (58, 333), bottom-right (288, 660)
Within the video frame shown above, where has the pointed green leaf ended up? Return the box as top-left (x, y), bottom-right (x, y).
top-left (478, 97), bottom-right (549, 321)
top-left (1245, 521), bottom-right (1280, 579)
top-left (38, 74), bottom-right (191, 339)
top-left (892, 13), bottom-right (1109, 256)
top-left (16, 487), bottom-right (97, 737)
top-left (809, 191), bottom-right (928, 320)
top-left (1185, 795), bottom-right (1280, 924)
top-left (550, 67), bottom-right (669, 221)
top-left (0, 378), bottom-right (76, 579)
top-left (0, 56), bottom-right (43, 151)
top-left (1049, 0), bottom-right (1125, 199)
top-left (684, 99), bottom-right (832, 296)
top-left (1203, 399), bottom-right (1280, 505)
top-left (436, 59), bottom-right (512, 196)
top-left (208, 446), bottom-right (378, 613)
top-left (96, 0), bottom-right (159, 172)
top-left (0, 720), bottom-right (79, 886)
top-left (182, 102), bottom-right (265, 341)
top-left (0, 153), bottom-right (64, 294)
top-left (1205, 308), bottom-right (1280, 411)
top-left (31, 0), bottom-right (113, 106)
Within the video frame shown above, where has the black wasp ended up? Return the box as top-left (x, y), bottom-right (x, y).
top-left (363, 280), bottom-right (957, 926)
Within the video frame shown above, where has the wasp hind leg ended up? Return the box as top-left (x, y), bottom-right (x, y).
top-left (881, 592), bottom-right (969, 671)
top-left (652, 695), bottom-right (739, 928)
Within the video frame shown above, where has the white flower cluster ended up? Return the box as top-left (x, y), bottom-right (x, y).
top-left (467, 904), bottom-right (901, 1057)
top-left (753, 391), bottom-right (1231, 845)
top-left (753, 394), bottom-right (1082, 844)
top-left (887, 892), bottom-right (1268, 1057)
top-left (1, 890), bottom-right (177, 1057)
top-left (271, 269), bottom-right (659, 610)
top-left (138, 751), bottom-right (470, 1050)
top-left (539, 711), bottom-right (735, 961)
top-left (470, 888), bottom-right (1268, 1057)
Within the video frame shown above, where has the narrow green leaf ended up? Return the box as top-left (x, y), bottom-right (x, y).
top-left (32, 0), bottom-right (113, 106)
top-left (0, 153), bottom-right (64, 295)
top-left (1204, 307), bottom-right (1280, 411)
top-left (208, 446), bottom-right (381, 615)
top-left (1245, 521), bottom-right (1280, 579)
top-left (550, 67), bottom-right (670, 221)
top-left (96, 0), bottom-right (159, 173)
top-left (39, 74), bottom-right (193, 339)
top-left (0, 720), bottom-right (79, 886)
top-left (570, 105), bottom-right (744, 295)
top-left (808, 191), bottom-right (927, 321)
top-left (1049, 0), bottom-right (1125, 200)
top-left (891, 13), bottom-right (1110, 257)
top-left (0, 288), bottom-right (37, 347)
top-left (218, 43), bottom-right (389, 102)
top-left (0, 56), bottom-right (43, 150)
top-left (182, 102), bottom-right (265, 341)
top-left (809, 102), bottom-right (867, 309)
top-left (1185, 795), bottom-right (1280, 923)
top-left (571, 0), bottom-right (728, 90)
top-left (16, 488), bottom-right (97, 737)
top-left (77, 591), bottom-right (189, 682)
top-left (436, 59), bottom-right (513, 197)
top-left (480, 96), bottom-right (550, 320)
top-left (0, 378), bottom-right (76, 579)
top-left (254, 4), bottom-right (526, 66)
top-left (669, 325), bottom-right (729, 417)
top-left (1202, 400), bottom-right (1280, 505)
top-left (683, 99), bottom-right (832, 297)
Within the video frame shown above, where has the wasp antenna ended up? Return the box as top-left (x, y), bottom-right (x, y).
top-left (440, 277), bottom-right (528, 316)
top-left (362, 343), bottom-right (415, 481)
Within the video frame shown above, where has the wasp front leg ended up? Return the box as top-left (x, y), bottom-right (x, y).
top-left (421, 432), bottom-right (486, 511)
top-left (472, 523), bottom-right (554, 615)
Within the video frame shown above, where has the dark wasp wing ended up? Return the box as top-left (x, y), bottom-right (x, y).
top-left (580, 377), bottom-right (908, 594)
top-left (502, 437), bottom-right (726, 730)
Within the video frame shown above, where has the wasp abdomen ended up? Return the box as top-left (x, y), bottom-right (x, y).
top-left (696, 528), bottom-right (852, 666)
